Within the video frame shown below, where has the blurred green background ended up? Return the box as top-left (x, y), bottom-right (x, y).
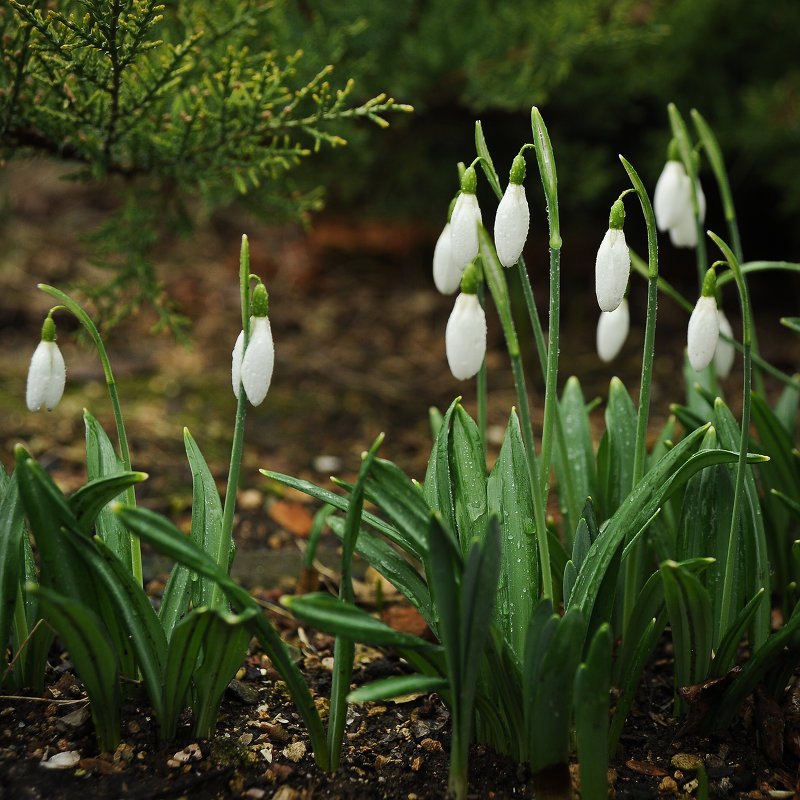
top-left (279, 0), bottom-right (800, 263)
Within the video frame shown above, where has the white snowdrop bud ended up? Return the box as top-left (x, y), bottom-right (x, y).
top-left (595, 200), bottom-right (630, 312)
top-left (654, 159), bottom-right (689, 232)
top-left (687, 269), bottom-right (719, 372)
top-left (445, 292), bottom-right (487, 381)
top-left (667, 179), bottom-right (706, 249)
top-left (714, 309), bottom-right (735, 378)
top-left (26, 315), bottom-right (66, 412)
top-left (494, 154), bottom-right (529, 268)
top-left (433, 221), bottom-right (461, 294)
top-left (232, 283), bottom-right (275, 406)
top-left (449, 166), bottom-right (482, 275)
top-left (596, 298), bottom-right (630, 363)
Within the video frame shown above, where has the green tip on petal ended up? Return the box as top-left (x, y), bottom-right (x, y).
top-left (41, 314), bottom-right (57, 342)
top-left (509, 153), bottom-right (526, 185)
top-left (460, 260), bottom-right (481, 295)
top-left (460, 165), bottom-right (478, 194)
top-left (251, 282), bottom-right (269, 317)
top-left (701, 266), bottom-right (717, 298)
top-left (667, 138), bottom-right (680, 162)
top-left (608, 198), bottom-right (626, 230)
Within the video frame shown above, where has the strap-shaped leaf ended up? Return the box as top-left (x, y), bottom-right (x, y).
top-left (423, 397), bottom-right (460, 537)
top-left (348, 674), bottom-right (448, 704)
top-left (487, 411), bottom-right (538, 657)
top-left (184, 428), bottom-right (225, 608)
top-left (574, 624), bottom-right (612, 800)
top-left (0, 470), bottom-right (25, 676)
top-left (282, 592), bottom-right (436, 650)
top-left (69, 471), bottom-right (147, 535)
top-left (711, 589), bottom-right (766, 676)
top-left (191, 607), bottom-right (257, 738)
top-left (599, 377), bottom-right (636, 520)
top-left (660, 560), bottom-right (713, 706)
top-left (115, 504), bottom-right (331, 770)
top-left (84, 409), bottom-right (134, 568)
top-left (526, 607), bottom-right (585, 771)
top-left (31, 584), bottom-right (121, 752)
top-left (449, 404), bottom-right (488, 555)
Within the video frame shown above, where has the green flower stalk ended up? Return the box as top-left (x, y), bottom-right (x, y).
top-left (26, 314), bottom-right (66, 412)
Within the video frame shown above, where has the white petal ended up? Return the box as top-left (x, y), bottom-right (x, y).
top-left (596, 299), bottom-right (630, 363)
top-left (231, 328), bottom-right (245, 399)
top-left (445, 293), bottom-right (487, 381)
top-left (433, 222), bottom-right (461, 294)
top-left (714, 309), bottom-right (735, 378)
top-left (653, 161), bottom-right (688, 232)
top-left (667, 201), bottom-right (698, 248)
top-left (687, 295), bottom-right (720, 372)
top-left (26, 340), bottom-right (65, 411)
top-left (449, 192), bottom-right (482, 275)
top-left (241, 316), bottom-right (275, 406)
top-left (494, 183), bottom-right (529, 268)
top-left (595, 228), bottom-right (631, 312)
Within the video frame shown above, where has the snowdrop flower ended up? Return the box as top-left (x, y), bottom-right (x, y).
top-left (449, 166), bottom-right (482, 275)
top-left (653, 158), bottom-right (688, 232)
top-left (687, 269), bottom-right (719, 372)
top-left (232, 283), bottom-right (274, 406)
top-left (494, 153), bottom-right (530, 268)
top-left (595, 199), bottom-right (630, 312)
top-left (667, 179), bottom-right (706, 249)
top-left (596, 298), bottom-right (630, 363)
top-left (26, 314), bottom-right (66, 412)
top-left (714, 309), bottom-right (735, 378)
top-left (433, 220), bottom-right (461, 294)
top-left (445, 263), bottom-right (486, 381)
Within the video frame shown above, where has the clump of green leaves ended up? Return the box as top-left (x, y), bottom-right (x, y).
top-left (0, 1), bottom-right (410, 334)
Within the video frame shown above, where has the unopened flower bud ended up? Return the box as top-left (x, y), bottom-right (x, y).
top-left (687, 269), bottom-right (719, 372)
top-left (26, 315), bottom-right (66, 412)
top-left (445, 292), bottom-right (486, 381)
top-left (450, 166), bottom-right (483, 274)
top-left (232, 285), bottom-right (275, 406)
top-left (433, 221), bottom-right (461, 294)
top-left (714, 309), bottom-right (735, 378)
top-left (595, 200), bottom-right (630, 312)
top-left (596, 298), bottom-right (629, 363)
top-left (494, 155), bottom-right (529, 268)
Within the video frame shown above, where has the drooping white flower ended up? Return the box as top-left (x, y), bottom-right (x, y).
top-left (445, 292), bottom-right (487, 381)
top-left (654, 160), bottom-right (689, 232)
top-left (449, 167), bottom-right (482, 275)
top-left (714, 309), bottom-right (735, 378)
top-left (232, 283), bottom-right (274, 406)
top-left (494, 154), bottom-right (529, 268)
top-left (26, 316), bottom-right (66, 412)
top-left (667, 179), bottom-right (706, 249)
top-left (687, 292), bottom-right (719, 372)
top-left (433, 221), bottom-right (461, 294)
top-left (595, 200), bottom-right (630, 313)
top-left (596, 298), bottom-right (630, 363)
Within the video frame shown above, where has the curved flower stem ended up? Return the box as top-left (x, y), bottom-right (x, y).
top-left (38, 283), bottom-right (142, 586)
top-left (618, 156), bottom-right (660, 629)
top-left (531, 108), bottom-right (562, 505)
top-left (217, 236), bottom-right (252, 601)
top-left (690, 109), bottom-right (766, 397)
top-left (710, 232), bottom-right (755, 640)
top-left (479, 226), bottom-right (552, 601)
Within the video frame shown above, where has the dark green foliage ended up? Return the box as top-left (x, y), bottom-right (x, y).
top-left (0, 1), bottom-right (409, 332)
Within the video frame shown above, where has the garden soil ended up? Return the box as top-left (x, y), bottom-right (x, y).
top-left (2, 161), bottom-right (800, 798)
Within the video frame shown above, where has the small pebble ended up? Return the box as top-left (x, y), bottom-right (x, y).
top-left (41, 750), bottom-right (80, 770)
